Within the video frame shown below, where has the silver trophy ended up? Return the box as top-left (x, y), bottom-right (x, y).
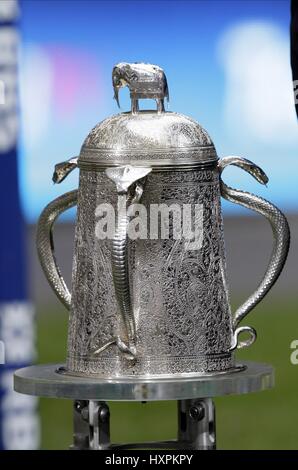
top-left (36, 62), bottom-right (290, 379)
top-left (14, 63), bottom-right (290, 450)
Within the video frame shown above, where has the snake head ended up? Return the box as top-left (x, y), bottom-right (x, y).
top-left (52, 157), bottom-right (78, 184)
top-left (246, 160), bottom-right (269, 186)
top-left (219, 156), bottom-right (269, 186)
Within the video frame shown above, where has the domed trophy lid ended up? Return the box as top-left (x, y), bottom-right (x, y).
top-left (78, 63), bottom-right (218, 171)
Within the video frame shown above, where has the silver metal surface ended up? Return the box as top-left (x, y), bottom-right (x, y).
top-left (72, 400), bottom-right (90, 449)
top-left (219, 156), bottom-right (290, 330)
top-left (14, 361), bottom-right (273, 401)
top-left (81, 64), bottom-right (217, 168)
top-left (88, 401), bottom-right (110, 450)
top-left (71, 398), bottom-right (216, 450)
top-left (72, 400), bottom-right (110, 450)
top-left (97, 166), bottom-right (152, 359)
top-left (66, 168), bottom-right (237, 376)
top-left (36, 189), bottom-right (77, 310)
top-left (78, 159), bottom-right (216, 172)
top-left (35, 62), bottom-right (290, 379)
top-left (112, 62), bottom-right (168, 113)
top-left (178, 399), bottom-right (216, 450)
top-left (52, 157), bottom-right (78, 184)
top-left (79, 112), bottom-right (218, 168)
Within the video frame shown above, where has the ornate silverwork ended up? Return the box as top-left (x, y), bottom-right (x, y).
top-left (36, 62), bottom-right (290, 378)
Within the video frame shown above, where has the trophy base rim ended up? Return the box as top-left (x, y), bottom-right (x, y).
top-left (57, 363), bottom-right (246, 380)
top-left (13, 361), bottom-right (274, 401)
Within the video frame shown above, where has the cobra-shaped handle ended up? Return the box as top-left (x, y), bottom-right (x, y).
top-left (36, 190), bottom-right (78, 310)
top-left (36, 157), bottom-right (79, 310)
top-left (218, 156), bottom-right (290, 350)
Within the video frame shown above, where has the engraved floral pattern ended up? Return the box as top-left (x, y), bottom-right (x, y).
top-left (67, 168), bottom-right (235, 377)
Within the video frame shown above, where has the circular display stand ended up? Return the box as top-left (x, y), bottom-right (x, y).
top-left (14, 361), bottom-right (273, 401)
top-left (14, 361), bottom-right (274, 450)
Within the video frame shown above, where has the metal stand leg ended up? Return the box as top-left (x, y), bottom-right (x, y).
top-left (72, 400), bottom-right (89, 449)
top-left (72, 398), bottom-right (215, 450)
top-left (72, 400), bottom-right (110, 450)
top-left (178, 398), bottom-right (216, 450)
top-left (89, 401), bottom-right (110, 450)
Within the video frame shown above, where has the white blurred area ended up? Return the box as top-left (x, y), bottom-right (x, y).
top-left (19, 44), bottom-right (53, 154)
top-left (219, 21), bottom-right (298, 145)
top-left (0, 0), bottom-right (19, 21)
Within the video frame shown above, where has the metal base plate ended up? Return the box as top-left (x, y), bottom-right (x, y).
top-left (14, 361), bottom-right (274, 401)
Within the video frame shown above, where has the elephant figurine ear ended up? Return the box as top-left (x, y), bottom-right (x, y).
top-left (105, 165), bottom-right (152, 193)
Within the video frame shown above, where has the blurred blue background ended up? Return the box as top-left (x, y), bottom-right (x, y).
top-left (19, 0), bottom-right (298, 221)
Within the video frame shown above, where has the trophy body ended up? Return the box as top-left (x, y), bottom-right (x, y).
top-left (36, 63), bottom-right (290, 379)
top-left (67, 166), bottom-right (234, 377)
